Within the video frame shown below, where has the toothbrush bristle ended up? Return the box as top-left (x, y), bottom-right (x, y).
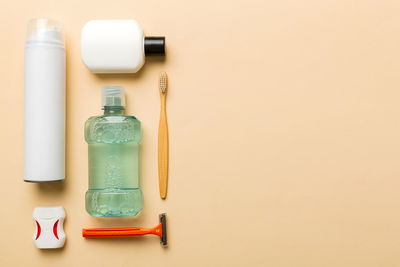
top-left (159, 72), bottom-right (168, 93)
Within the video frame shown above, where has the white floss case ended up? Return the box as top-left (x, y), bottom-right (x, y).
top-left (33, 206), bottom-right (66, 249)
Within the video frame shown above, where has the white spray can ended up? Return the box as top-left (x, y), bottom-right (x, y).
top-left (24, 18), bottom-right (65, 182)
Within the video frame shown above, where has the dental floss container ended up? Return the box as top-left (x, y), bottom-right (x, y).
top-left (24, 18), bottom-right (66, 182)
top-left (33, 206), bottom-right (66, 249)
top-left (81, 20), bottom-right (165, 73)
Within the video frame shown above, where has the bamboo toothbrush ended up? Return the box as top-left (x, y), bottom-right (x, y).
top-left (158, 72), bottom-right (169, 199)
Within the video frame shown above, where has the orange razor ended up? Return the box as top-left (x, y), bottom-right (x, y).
top-left (82, 213), bottom-right (167, 247)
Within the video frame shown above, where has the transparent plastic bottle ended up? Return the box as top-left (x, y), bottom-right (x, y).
top-left (85, 86), bottom-right (142, 217)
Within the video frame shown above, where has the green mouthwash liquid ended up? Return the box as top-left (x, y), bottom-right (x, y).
top-left (85, 86), bottom-right (142, 217)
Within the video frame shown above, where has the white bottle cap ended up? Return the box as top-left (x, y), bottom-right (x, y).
top-left (102, 86), bottom-right (125, 108)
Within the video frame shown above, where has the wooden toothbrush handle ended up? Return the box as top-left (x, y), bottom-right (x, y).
top-left (158, 94), bottom-right (169, 199)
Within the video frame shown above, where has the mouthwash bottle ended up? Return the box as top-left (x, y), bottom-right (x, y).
top-left (85, 86), bottom-right (142, 217)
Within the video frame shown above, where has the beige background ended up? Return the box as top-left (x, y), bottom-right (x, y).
top-left (1, 0), bottom-right (400, 266)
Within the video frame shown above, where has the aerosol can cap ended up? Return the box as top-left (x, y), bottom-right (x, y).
top-left (26, 18), bottom-right (64, 46)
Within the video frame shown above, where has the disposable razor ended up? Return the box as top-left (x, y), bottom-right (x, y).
top-left (82, 213), bottom-right (167, 247)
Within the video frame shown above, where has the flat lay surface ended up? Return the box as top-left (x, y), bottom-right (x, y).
top-left (1, 0), bottom-right (400, 266)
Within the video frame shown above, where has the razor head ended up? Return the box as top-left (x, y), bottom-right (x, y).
top-left (159, 213), bottom-right (167, 247)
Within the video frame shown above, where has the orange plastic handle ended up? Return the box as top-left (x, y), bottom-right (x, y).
top-left (82, 223), bottom-right (163, 238)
